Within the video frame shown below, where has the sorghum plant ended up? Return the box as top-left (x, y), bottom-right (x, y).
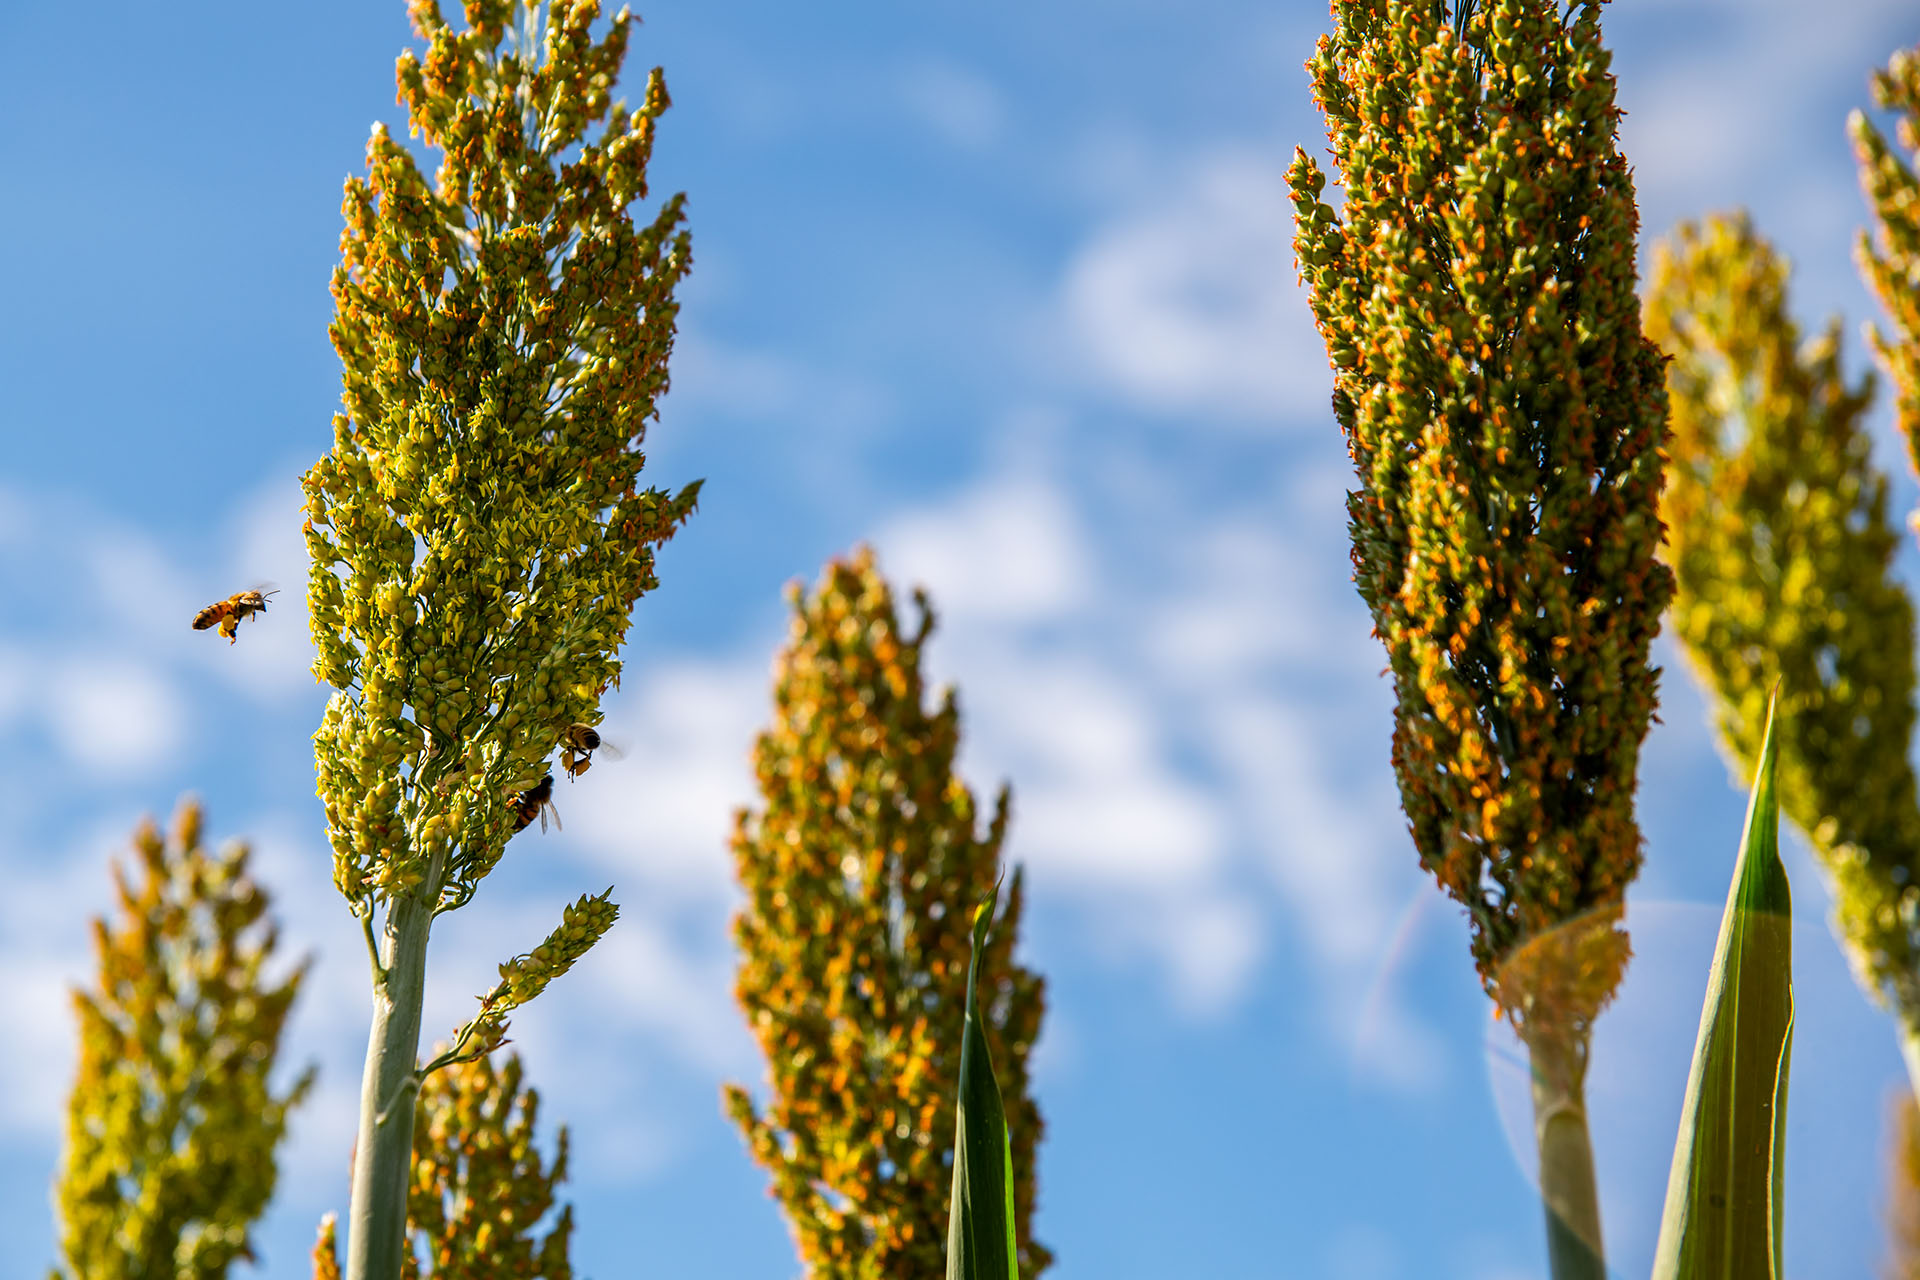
top-left (311, 1051), bottom-right (576, 1279)
top-left (53, 800), bottom-right (312, 1280)
top-left (305, 2), bottom-right (695, 1274)
top-left (1290, 3), bottom-right (1669, 1275)
top-left (1855, 45), bottom-right (1920, 482)
top-left (1842, 43), bottom-right (1920, 1090)
top-left (315, 1218), bottom-right (343, 1280)
top-left (725, 550), bottom-right (1049, 1279)
top-left (405, 1052), bottom-right (575, 1278)
top-left (1891, 1094), bottom-right (1920, 1279)
top-left (1645, 213), bottom-right (1920, 1090)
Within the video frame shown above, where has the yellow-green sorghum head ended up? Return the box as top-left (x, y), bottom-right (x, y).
top-left (1290, 0), bottom-right (1670, 1029)
top-left (1647, 212), bottom-right (1920, 1011)
top-left (454, 888), bottom-right (620, 1058)
top-left (55, 801), bottom-right (314, 1280)
top-left (308, 1053), bottom-right (575, 1279)
top-left (304, 0), bottom-right (697, 917)
top-left (1854, 44), bottom-right (1920, 476)
top-left (409, 1052), bottom-right (577, 1279)
top-left (724, 549), bottom-right (1050, 1280)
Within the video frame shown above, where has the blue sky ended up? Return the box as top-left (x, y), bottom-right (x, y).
top-left (3, 1), bottom-right (1920, 1276)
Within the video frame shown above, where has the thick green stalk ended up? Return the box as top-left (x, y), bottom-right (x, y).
top-left (1528, 1026), bottom-right (1605, 1280)
top-left (346, 896), bottom-right (432, 1280)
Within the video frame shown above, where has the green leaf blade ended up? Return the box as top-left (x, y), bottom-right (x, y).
top-left (1652, 694), bottom-right (1795, 1280)
top-left (947, 887), bottom-right (1019, 1280)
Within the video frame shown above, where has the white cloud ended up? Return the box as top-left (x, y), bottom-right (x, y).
top-left (2, 955), bottom-right (84, 1137)
top-left (978, 651), bottom-right (1228, 895)
top-left (41, 657), bottom-right (187, 777)
top-left (0, 643), bottom-right (30, 726)
top-left (563, 656), bottom-right (768, 901)
top-left (1215, 696), bottom-right (1405, 967)
top-left (869, 461), bottom-right (1433, 1024)
top-left (1351, 991), bottom-right (1449, 1096)
top-left (0, 469), bottom-right (326, 801)
top-left (1016, 769), bottom-right (1224, 889)
top-left (1144, 512), bottom-right (1358, 680)
top-left (1151, 891), bottom-right (1266, 1016)
top-left (883, 473), bottom-right (1094, 625)
top-left (80, 526), bottom-right (201, 654)
top-left (205, 471), bottom-right (318, 698)
top-left (1062, 150), bottom-right (1330, 424)
top-left (881, 472), bottom-right (1229, 895)
top-left (570, 914), bottom-right (756, 1077)
top-left (878, 469), bottom-right (1266, 1011)
top-left (0, 809), bottom-right (153, 1139)
top-left (896, 57), bottom-right (1006, 151)
top-left (1609, 0), bottom-right (1918, 338)
top-left (0, 484), bottom-right (28, 548)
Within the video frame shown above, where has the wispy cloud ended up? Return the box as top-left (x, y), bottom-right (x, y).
top-left (874, 461), bottom-right (1436, 1041)
top-left (1061, 149), bottom-right (1330, 425)
top-left (564, 656), bottom-right (769, 902)
top-left (41, 658), bottom-right (188, 777)
top-left (896, 56), bottom-right (1007, 151)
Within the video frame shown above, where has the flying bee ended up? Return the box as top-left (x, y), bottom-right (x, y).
top-left (559, 723), bottom-right (624, 780)
top-left (192, 587), bottom-right (279, 644)
top-left (508, 773), bottom-right (561, 833)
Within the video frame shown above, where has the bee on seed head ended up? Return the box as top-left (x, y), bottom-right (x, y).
top-left (558, 723), bottom-right (623, 779)
top-left (508, 773), bottom-right (560, 833)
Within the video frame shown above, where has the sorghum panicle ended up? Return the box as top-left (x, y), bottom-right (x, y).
top-left (1646, 213), bottom-right (1920, 1012)
top-left (54, 801), bottom-right (313, 1280)
top-left (314, 1217), bottom-right (343, 1280)
top-left (311, 1053), bottom-right (576, 1279)
top-left (1289, 0), bottom-right (1671, 1034)
top-left (1853, 45), bottom-right (1920, 478)
top-left (447, 888), bottom-right (620, 1063)
top-left (724, 549), bottom-right (1050, 1280)
top-left (306, 0), bottom-right (696, 928)
top-left (1891, 1094), bottom-right (1920, 1279)
top-left (407, 1052), bottom-right (577, 1279)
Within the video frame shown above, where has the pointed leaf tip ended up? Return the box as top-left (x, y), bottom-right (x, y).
top-left (1651, 690), bottom-right (1793, 1280)
top-left (948, 877), bottom-right (1019, 1280)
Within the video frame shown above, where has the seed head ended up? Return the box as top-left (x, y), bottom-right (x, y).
top-left (306, 1), bottom-right (697, 917)
top-left (1291, 0), bottom-right (1670, 1028)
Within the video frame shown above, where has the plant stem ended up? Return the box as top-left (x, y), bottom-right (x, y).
top-left (345, 893), bottom-right (432, 1280)
top-left (1528, 1024), bottom-right (1606, 1280)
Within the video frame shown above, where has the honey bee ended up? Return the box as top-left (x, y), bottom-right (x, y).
top-left (559, 723), bottom-right (624, 780)
top-left (192, 587), bottom-right (279, 644)
top-left (508, 773), bottom-right (561, 833)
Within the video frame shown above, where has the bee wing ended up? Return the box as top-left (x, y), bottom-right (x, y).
top-left (544, 801), bottom-right (563, 833)
top-left (595, 738), bottom-right (626, 761)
